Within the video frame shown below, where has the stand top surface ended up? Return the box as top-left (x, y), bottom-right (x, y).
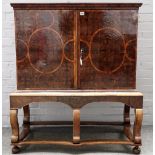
top-left (10, 90), bottom-right (143, 97)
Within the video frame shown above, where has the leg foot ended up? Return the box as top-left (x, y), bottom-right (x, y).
top-left (12, 145), bottom-right (20, 154)
top-left (133, 146), bottom-right (141, 154)
top-left (10, 109), bottom-right (19, 143)
top-left (133, 109), bottom-right (143, 144)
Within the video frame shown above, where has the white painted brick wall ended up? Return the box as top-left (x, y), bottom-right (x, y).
top-left (2, 0), bottom-right (153, 126)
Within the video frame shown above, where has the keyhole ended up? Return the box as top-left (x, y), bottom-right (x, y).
top-left (80, 48), bottom-right (84, 66)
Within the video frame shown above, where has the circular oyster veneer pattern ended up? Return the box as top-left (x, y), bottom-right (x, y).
top-left (126, 40), bottom-right (136, 61)
top-left (102, 13), bottom-right (116, 27)
top-left (64, 40), bottom-right (89, 61)
top-left (16, 39), bottom-right (28, 62)
top-left (90, 28), bottom-right (125, 73)
top-left (36, 11), bottom-right (54, 28)
top-left (28, 28), bottom-right (63, 73)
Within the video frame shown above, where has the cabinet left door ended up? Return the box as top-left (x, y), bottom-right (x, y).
top-left (15, 10), bottom-right (75, 89)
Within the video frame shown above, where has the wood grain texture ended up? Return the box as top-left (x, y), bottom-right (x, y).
top-left (12, 4), bottom-right (141, 90)
top-left (15, 10), bottom-right (75, 89)
top-left (79, 10), bottom-right (138, 89)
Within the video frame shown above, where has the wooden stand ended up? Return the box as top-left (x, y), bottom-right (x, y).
top-left (10, 90), bottom-right (143, 154)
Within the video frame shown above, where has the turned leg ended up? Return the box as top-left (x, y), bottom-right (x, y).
top-left (19, 105), bottom-right (30, 141)
top-left (10, 109), bottom-right (20, 153)
top-left (23, 105), bottom-right (30, 131)
top-left (73, 109), bottom-right (80, 144)
top-left (123, 105), bottom-right (132, 141)
top-left (23, 105), bottom-right (30, 124)
top-left (124, 104), bottom-right (130, 125)
top-left (132, 109), bottom-right (143, 154)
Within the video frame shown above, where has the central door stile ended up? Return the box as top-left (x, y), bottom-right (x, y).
top-left (74, 10), bottom-right (80, 89)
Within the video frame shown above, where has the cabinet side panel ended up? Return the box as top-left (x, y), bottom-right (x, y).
top-left (79, 10), bottom-right (138, 89)
top-left (15, 10), bottom-right (75, 89)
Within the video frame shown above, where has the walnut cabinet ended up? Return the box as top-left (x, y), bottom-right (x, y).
top-left (10, 3), bottom-right (143, 154)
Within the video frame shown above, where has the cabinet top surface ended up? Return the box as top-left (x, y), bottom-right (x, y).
top-left (10, 0), bottom-right (142, 2)
top-left (11, 1), bottom-right (142, 9)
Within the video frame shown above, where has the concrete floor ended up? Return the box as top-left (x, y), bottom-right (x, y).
top-left (2, 125), bottom-right (152, 155)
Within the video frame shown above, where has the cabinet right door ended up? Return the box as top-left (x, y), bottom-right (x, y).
top-left (79, 10), bottom-right (138, 89)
